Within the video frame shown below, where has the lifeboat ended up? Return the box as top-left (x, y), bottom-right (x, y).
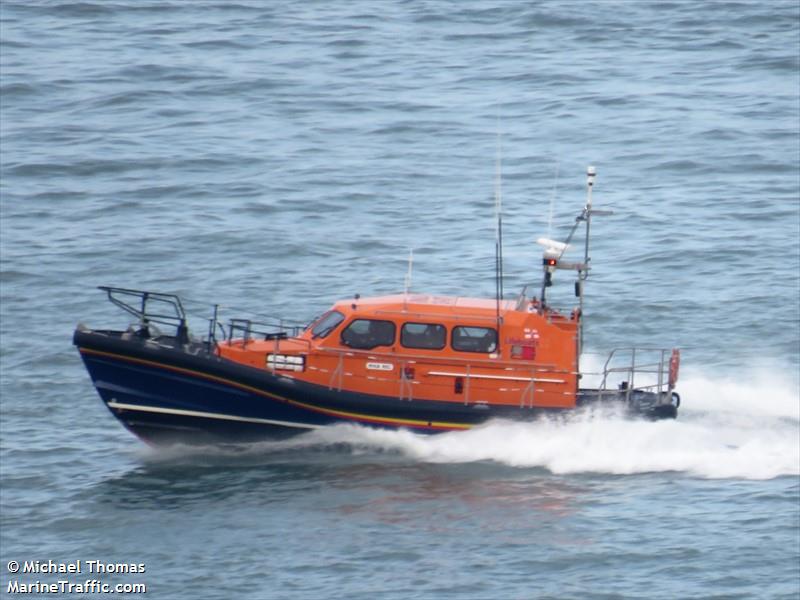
top-left (74, 167), bottom-right (680, 444)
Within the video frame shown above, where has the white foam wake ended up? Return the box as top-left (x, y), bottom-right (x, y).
top-left (306, 366), bottom-right (800, 480)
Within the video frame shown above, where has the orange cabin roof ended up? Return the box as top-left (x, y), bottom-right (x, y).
top-left (328, 294), bottom-right (518, 320)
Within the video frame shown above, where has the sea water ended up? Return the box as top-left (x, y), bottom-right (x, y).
top-left (1, 1), bottom-right (798, 598)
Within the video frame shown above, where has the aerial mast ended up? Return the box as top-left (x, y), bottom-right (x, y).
top-left (577, 165), bottom-right (596, 355)
top-left (494, 129), bottom-right (504, 350)
top-left (536, 166), bottom-right (608, 353)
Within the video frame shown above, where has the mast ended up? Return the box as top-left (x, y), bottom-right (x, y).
top-left (528, 166), bottom-right (613, 384)
top-left (578, 166), bottom-right (596, 355)
top-left (494, 129), bottom-right (504, 350)
top-left (535, 166), bottom-right (607, 353)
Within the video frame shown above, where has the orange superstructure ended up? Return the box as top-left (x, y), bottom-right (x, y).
top-left (218, 294), bottom-right (580, 409)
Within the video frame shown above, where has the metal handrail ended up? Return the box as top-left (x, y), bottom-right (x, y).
top-left (309, 356), bottom-right (556, 405)
top-left (310, 344), bottom-right (568, 375)
top-left (100, 286), bottom-right (186, 328)
top-left (591, 347), bottom-right (672, 396)
top-left (100, 286), bottom-right (308, 351)
top-left (306, 346), bottom-right (570, 407)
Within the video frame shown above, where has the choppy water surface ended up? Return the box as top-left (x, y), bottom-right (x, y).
top-left (1, 1), bottom-right (798, 598)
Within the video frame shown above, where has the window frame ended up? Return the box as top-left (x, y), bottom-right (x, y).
top-left (339, 318), bottom-right (396, 350)
top-left (309, 310), bottom-right (345, 339)
top-left (450, 325), bottom-right (498, 354)
top-left (400, 322), bottom-right (447, 350)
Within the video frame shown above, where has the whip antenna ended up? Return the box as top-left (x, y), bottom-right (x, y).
top-left (404, 248), bottom-right (414, 295)
top-left (495, 135), bottom-right (504, 301)
top-left (494, 125), bottom-right (504, 346)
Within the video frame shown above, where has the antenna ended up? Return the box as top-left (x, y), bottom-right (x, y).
top-left (403, 248), bottom-right (413, 295)
top-left (578, 165), bottom-right (596, 358)
top-left (494, 126), bottom-right (504, 299)
top-left (494, 124), bottom-right (504, 347)
top-left (534, 167), bottom-right (609, 359)
top-left (538, 166), bottom-right (601, 311)
top-left (582, 165), bottom-right (596, 280)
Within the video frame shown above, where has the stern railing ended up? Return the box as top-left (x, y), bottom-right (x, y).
top-left (582, 347), bottom-right (677, 402)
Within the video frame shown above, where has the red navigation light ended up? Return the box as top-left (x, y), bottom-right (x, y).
top-left (543, 258), bottom-right (557, 267)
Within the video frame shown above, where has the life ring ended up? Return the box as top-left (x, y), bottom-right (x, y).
top-left (668, 348), bottom-right (680, 388)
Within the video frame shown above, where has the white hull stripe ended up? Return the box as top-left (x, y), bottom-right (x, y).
top-left (106, 401), bottom-right (320, 430)
top-left (427, 371), bottom-right (565, 384)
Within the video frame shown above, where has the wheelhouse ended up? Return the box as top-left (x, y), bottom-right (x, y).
top-left (216, 293), bottom-right (580, 410)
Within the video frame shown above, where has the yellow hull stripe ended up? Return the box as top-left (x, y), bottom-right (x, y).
top-left (78, 346), bottom-right (473, 431)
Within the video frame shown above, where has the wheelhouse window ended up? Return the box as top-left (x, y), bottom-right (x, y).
top-left (451, 326), bottom-right (497, 353)
top-left (310, 310), bottom-right (345, 339)
top-left (340, 319), bottom-right (396, 350)
top-left (401, 322), bottom-right (446, 350)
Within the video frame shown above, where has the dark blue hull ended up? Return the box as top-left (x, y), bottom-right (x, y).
top-left (73, 328), bottom-right (530, 444)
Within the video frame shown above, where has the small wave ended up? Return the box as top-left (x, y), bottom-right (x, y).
top-left (647, 159), bottom-right (710, 173)
top-left (182, 40), bottom-right (251, 50)
top-left (6, 158), bottom-right (164, 178)
top-left (739, 55), bottom-right (799, 73)
top-left (0, 82), bottom-right (40, 97)
top-left (0, 269), bottom-right (39, 283)
top-left (521, 12), bottom-right (585, 28)
top-left (49, 2), bottom-right (113, 17)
